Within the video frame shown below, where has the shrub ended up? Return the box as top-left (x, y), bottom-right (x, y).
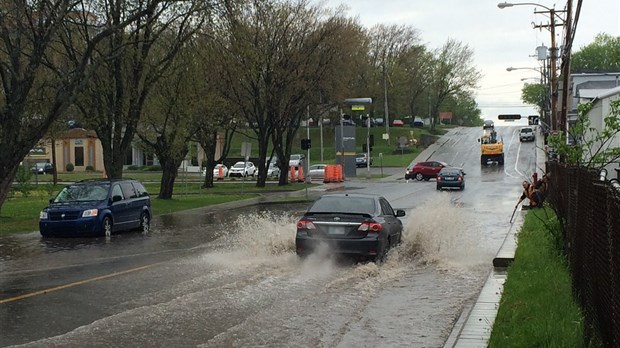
top-left (126, 165), bottom-right (141, 170)
top-left (85, 165), bottom-right (95, 171)
top-left (13, 165), bottom-right (33, 197)
top-left (66, 162), bottom-right (74, 172)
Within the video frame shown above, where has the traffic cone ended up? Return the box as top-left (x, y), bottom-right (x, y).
top-left (323, 165), bottom-right (332, 183)
top-left (290, 166), bottom-right (296, 183)
top-left (297, 165), bottom-right (304, 182)
top-left (218, 166), bottom-right (223, 180)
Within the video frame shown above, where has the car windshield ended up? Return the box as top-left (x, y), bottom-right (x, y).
top-left (308, 196), bottom-right (376, 215)
top-left (521, 128), bottom-right (532, 133)
top-left (54, 183), bottom-right (110, 202)
top-left (232, 163), bottom-right (245, 169)
top-left (291, 155), bottom-right (301, 160)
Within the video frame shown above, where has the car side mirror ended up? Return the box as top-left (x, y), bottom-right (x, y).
top-left (395, 209), bottom-right (406, 217)
top-left (112, 195), bottom-right (123, 202)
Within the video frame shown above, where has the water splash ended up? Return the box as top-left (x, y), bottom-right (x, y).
top-left (396, 194), bottom-right (491, 271)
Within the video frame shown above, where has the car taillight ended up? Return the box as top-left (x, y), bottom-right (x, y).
top-left (457, 176), bottom-right (462, 181)
top-left (437, 176), bottom-right (441, 181)
top-left (358, 221), bottom-right (382, 232)
top-left (297, 219), bottom-right (316, 230)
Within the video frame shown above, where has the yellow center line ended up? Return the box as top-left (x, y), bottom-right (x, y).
top-left (0, 262), bottom-right (163, 304)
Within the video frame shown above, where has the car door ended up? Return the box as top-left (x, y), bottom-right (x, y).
top-left (109, 183), bottom-right (132, 230)
top-left (120, 181), bottom-right (140, 226)
top-left (379, 198), bottom-right (400, 241)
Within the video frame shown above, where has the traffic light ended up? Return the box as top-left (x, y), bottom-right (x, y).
top-left (498, 114), bottom-right (521, 120)
top-left (301, 138), bottom-right (311, 150)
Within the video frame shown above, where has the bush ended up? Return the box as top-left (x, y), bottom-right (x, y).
top-left (85, 165), bottom-right (95, 171)
top-left (66, 162), bottom-right (74, 172)
top-left (126, 165), bottom-right (141, 170)
top-left (13, 165), bottom-right (33, 197)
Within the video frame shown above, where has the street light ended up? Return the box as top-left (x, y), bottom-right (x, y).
top-left (498, 2), bottom-right (565, 131)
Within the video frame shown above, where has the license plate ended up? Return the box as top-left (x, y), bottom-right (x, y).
top-left (444, 176), bottom-right (454, 180)
top-left (327, 226), bottom-right (345, 234)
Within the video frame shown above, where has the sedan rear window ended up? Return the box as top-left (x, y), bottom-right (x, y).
top-left (309, 196), bottom-right (376, 215)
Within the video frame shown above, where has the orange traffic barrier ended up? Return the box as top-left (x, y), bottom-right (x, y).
top-left (297, 165), bottom-right (305, 182)
top-left (323, 164), bottom-right (335, 183)
top-left (290, 166), bottom-right (296, 183)
top-left (217, 166), bottom-right (223, 180)
top-left (336, 164), bottom-right (344, 182)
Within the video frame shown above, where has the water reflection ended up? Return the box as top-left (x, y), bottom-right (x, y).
top-left (0, 202), bottom-right (311, 265)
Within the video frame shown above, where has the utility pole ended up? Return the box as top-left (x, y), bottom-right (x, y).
top-left (383, 63), bottom-right (390, 145)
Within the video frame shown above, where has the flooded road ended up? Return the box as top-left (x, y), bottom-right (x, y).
top-left (0, 126), bottom-right (533, 347)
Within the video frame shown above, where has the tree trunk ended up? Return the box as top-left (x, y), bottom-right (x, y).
top-left (0, 165), bottom-right (19, 215)
top-left (51, 137), bottom-right (58, 185)
top-left (158, 159), bottom-right (181, 199)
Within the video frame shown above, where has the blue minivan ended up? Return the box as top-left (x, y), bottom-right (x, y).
top-left (39, 179), bottom-right (152, 237)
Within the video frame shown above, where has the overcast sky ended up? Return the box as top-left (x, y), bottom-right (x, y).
top-left (322, 0), bottom-right (619, 122)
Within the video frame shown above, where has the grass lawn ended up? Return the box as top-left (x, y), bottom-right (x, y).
top-left (0, 181), bottom-right (306, 235)
top-left (488, 207), bottom-right (590, 347)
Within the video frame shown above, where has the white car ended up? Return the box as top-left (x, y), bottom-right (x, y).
top-left (267, 162), bottom-right (281, 178)
top-left (228, 161), bottom-right (256, 177)
top-left (289, 154), bottom-right (305, 167)
top-left (307, 164), bottom-right (327, 179)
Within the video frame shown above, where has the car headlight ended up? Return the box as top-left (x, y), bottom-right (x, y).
top-left (82, 209), bottom-right (99, 217)
top-left (40, 211), bottom-right (48, 219)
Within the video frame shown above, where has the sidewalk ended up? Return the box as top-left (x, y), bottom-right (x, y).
top-left (443, 125), bottom-right (547, 347)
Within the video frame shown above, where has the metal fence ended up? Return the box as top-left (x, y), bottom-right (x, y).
top-left (547, 162), bottom-right (620, 347)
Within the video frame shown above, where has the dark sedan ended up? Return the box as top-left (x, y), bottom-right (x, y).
top-left (295, 193), bottom-right (405, 262)
top-left (436, 167), bottom-right (466, 190)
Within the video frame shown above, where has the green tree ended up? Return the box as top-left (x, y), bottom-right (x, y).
top-left (571, 33), bottom-right (620, 73)
top-left (548, 101), bottom-right (620, 168)
top-left (521, 82), bottom-right (547, 117)
top-left (428, 39), bottom-right (481, 131)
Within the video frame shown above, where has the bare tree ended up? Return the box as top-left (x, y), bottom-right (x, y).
top-left (0, 0), bottom-right (157, 213)
top-left (74, 0), bottom-right (210, 179)
top-left (211, 0), bottom-right (365, 186)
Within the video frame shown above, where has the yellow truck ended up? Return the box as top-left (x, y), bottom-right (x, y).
top-left (479, 129), bottom-right (504, 165)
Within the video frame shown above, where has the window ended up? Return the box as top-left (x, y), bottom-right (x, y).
top-left (133, 182), bottom-right (149, 197)
top-left (111, 185), bottom-right (124, 200)
top-left (121, 182), bottom-right (137, 199)
top-left (380, 199), bottom-right (394, 216)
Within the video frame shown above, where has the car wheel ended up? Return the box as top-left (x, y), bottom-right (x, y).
top-left (102, 216), bottom-right (113, 237)
top-left (140, 212), bottom-right (150, 233)
top-left (415, 173), bottom-right (424, 181)
top-left (375, 238), bottom-right (390, 264)
top-left (436, 185), bottom-right (441, 190)
top-left (460, 184), bottom-right (465, 190)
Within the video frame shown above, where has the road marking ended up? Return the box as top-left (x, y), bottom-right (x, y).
top-left (0, 262), bottom-right (161, 304)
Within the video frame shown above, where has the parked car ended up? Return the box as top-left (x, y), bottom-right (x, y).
top-left (289, 154), bottom-right (305, 168)
top-left (267, 162), bottom-right (281, 178)
top-left (208, 164), bottom-right (228, 179)
top-left (436, 167), bottom-right (466, 190)
top-left (307, 164), bottom-right (327, 179)
top-left (411, 116), bottom-right (424, 127)
top-left (405, 161), bottom-right (449, 181)
top-left (39, 179), bottom-right (152, 237)
top-left (519, 127), bottom-right (535, 142)
top-left (228, 161), bottom-right (257, 177)
top-left (483, 119), bottom-right (495, 129)
top-left (392, 119), bottom-right (404, 127)
top-left (355, 153), bottom-right (373, 167)
top-left (295, 193), bottom-right (405, 262)
top-left (31, 162), bottom-right (54, 175)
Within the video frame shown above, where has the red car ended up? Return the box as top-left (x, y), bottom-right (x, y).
top-left (405, 161), bottom-right (449, 181)
top-left (392, 119), bottom-right (404, 127)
